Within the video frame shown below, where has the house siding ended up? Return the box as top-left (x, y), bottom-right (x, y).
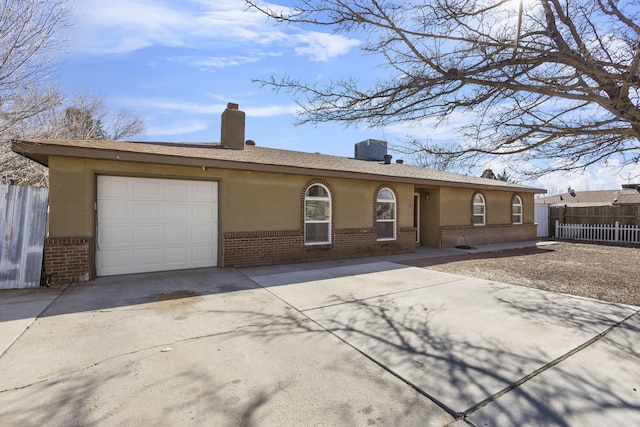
top-left (42, 156), bottom-right (537, 279)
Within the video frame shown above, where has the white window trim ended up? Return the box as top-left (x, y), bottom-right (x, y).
top-left (473, 193), bottom-right (486, 226)
top-left (512, 195), bottom-right (523, 224)
top-left (304, 184), bottom-right (332, 245)
top-left (376, 188), bottom-right (397, 241)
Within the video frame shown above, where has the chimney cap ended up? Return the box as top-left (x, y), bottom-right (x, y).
top-left (227, 102), bottom-right (239, 110)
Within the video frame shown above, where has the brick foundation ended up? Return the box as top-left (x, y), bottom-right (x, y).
top-left (223, 227), bottom-right (417, 268)
top-left (43, 237), bottom-right (91, 285)
top-left (441, 224), bottom-right (537, 248)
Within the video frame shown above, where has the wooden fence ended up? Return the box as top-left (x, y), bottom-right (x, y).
top-left (555, 220), bottom-right (640, 244)
top-left (549, 204), bottom-right (640, 226)
top-left (0, 185), bottom-right (49, 289)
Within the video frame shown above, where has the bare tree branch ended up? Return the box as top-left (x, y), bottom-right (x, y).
top-left (247, 0), bottom-right (640, 177)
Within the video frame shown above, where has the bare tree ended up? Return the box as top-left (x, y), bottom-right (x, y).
top-left (0, 0), bottom-right (69, 186)
top-left (0, 0), bottom-right (68, 129)
top-left (33, 93), bottom-right (145, 141)
top-left (247, 0), bottom-right (640, 176)
top-left (2, 91), bottom-right (146, 186)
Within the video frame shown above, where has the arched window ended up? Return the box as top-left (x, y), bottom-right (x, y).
top-left (512, 195), bottom-right (523, 224)
top-left (304, 184), bottom-right (331, 244)
top-left (376, 188), bottom-right (396, 240)
top-left (473, 193), bottom-right (486, 226)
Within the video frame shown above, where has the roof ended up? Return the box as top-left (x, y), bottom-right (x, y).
top-left (12, 138), bottom-right (545, 193)
top-left (536, 189), bottom-right (640, 206)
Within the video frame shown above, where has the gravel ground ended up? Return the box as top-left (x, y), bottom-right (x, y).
top-left (402, 241), bottom-right (640, 306)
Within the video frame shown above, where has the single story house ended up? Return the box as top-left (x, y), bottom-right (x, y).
top-left (13, 104), bottom-right (545, 284)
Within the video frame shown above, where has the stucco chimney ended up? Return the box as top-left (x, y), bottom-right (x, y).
top-left (221, 103), bottom-right (245, 150)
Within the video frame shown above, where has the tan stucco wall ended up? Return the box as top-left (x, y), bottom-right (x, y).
top-left (47, 156), bottom-right (416, 239)
top-left (438, 186), bottom-right (535, 226)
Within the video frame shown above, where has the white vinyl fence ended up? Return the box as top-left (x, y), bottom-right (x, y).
top-left (555, 220), bottom-right (640, 244)
top-left (0, 185), bottom-right (49, 289)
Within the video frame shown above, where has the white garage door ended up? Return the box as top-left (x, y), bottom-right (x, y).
top-left (96, 176), bottom-right (218, 276)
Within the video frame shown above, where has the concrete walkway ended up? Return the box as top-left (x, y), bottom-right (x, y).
top-left (1, 241), bottom-right (639, 426)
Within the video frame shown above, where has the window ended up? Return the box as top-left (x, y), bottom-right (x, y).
top-left (473, 193), bottom-right (485, 225)
top-left (305, 184), bottom-right (331, 244)
top-left (512, 195), bottom-right (523, 224)
top-left (376, 188), bottom-right (396, 240)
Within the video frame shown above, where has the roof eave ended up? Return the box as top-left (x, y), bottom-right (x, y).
top-left (11, 140), bottom-right (545, 193)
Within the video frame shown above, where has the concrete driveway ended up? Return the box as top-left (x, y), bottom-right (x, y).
top-left (1, 251), bottom-right (639, 426)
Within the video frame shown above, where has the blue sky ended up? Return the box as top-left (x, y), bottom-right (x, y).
top-left (54, 0), bottom-right (640, 194)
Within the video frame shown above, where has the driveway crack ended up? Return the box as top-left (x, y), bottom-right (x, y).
top-left (0, 324), bottom-right (261, 394)
top-left (461, 308), bottom-right (640, 418)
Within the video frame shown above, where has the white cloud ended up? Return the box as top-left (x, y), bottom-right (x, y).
top-left (116, 97), bottom-right (298, 118)
top-left (245, 104), bottom-right (299, 117)
top-left (294, 32), bottom-right (362, 62)
top-left (146, 120), bottom-right (209, 136)
top-left (65, 0), bottom-right (360, 62)
top-left (169, 56), bottom-right (262, 68)
top-left (532, 161), bottom-right (640, 195)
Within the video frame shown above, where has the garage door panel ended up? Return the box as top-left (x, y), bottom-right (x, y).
top-left (193, 224), bottom-right (215, 241)
top-left (100, 178), bottom-right (131, 199)
top-left (133, 247), bottom-right (162, 266)
top-left (164, 247), bottom-right (189, 263)
top-left (165, 225), bottom-right (189, 243)
top-left (192, 245), bottom-right (215, 262)
top-left (165, 204), bottom-right (190, 221)
top-left (193, 204), bottom-right (216, 220)
top-left (134, 202), bottom-right (162, 221)
top-left (99, 226), bottom-right (133, 246)
top-left (97, 176), bottom-right (218, 276)
top-left (164, 183), bottom-right (190, 200)
top-left (192, 183), bottom-right (217, 200)
top-left (133, 226), bottom-right (162, 244)
top-left (97, 249), bottom-right (131, 269)
top-left (100, 202), bottom-right (130, 223)
top-left (133, 181), bottom-right (162, 199)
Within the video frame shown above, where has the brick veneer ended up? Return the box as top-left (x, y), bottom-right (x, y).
top-left (216, 179), bottom-right (416, 268)
top-left (43, 237), bottom-right (91, 285)
top-left (441, 224), bottom-right (537, 247)
top-left (223, 227), bottom-right (416, 268)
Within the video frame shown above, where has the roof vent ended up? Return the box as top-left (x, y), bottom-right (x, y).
top-left (383, 154), bottom-right (392, 164)
top-left (395, 159), bottom-right (404, 164)
top-left (245, 140), bottom-right (255, 146)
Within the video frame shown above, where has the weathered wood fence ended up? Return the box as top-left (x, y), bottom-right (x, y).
top-left (549, 204), bottom-right (640, 227)
top-left (0, 185), bottom-right (49, 289)
top-left (555, 220), bottom-right (640, 244)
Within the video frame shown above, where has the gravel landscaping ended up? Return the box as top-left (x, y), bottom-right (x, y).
top-left (402, 241), bottom-right (640, 306)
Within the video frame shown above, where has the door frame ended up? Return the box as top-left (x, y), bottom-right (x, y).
top-left (413, 193), bottom-right (420, 244)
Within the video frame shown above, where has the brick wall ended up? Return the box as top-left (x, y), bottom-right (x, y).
top-left (441, 224), bottom-right (537, 247)
top-left (223, 227), bottom-right (417, 268)
top-left (43, 237), bottom-right (91, 285)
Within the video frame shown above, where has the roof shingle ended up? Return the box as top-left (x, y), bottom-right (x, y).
top-left (12, 138), bottom-right (545, 193)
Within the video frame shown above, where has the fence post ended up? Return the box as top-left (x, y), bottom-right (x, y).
top-left (555, 220), bottom-right (559, 239)
top-left (614, 221), bottom-right (619, 242)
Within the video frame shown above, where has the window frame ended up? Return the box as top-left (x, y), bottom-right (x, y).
top-left (512, 195), bottom-right (523, 224)
top-left (376, 187), bottom-right (397, 241)
top-left (304, 183), bottom-right (332, 245)
top-left (472, 193), bottom-right (486, 226)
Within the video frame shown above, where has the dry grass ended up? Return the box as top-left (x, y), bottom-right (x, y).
top-left (402, 242), bottom-right (640, 306)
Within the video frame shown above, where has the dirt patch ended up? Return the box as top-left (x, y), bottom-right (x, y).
top-left (401, 242), bottom-right (640, 306)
